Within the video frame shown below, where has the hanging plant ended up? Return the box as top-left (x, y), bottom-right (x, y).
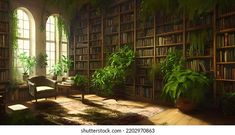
top-left (188, 30), bottom-right (208, 56)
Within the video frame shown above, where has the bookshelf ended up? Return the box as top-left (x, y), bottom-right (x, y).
top-left (0, 0), bottom-right (9, 85)
top-left (185, 13), bottom-right (214, 72)
top-left (69, 0), bottom-right (235, 102)
top-left (89, 8), bottom-right (103, 79)
top-left (103, 4), bottom-right (120, 64)
top-left (74, 8), bottom-right (89, 77)
top-left (216, 6), bottom-right (235, 95)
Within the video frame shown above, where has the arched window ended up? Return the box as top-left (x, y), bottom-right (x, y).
top-left (14, 8), bottom-right (35, 79)
top-left (46, 15), bottom-right (68, 75)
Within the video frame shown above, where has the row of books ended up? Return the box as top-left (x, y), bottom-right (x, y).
top-left (90, 33), bottom-right (101, 41)
top-left (76, 43), bottom-right (88, 48)
top-left (77, 35), bottom-right (88, 42)
top-left (137, 29), bottom-right (154, 38)
top-left (120, 23), bottom-right (133, 31)
top-left (187, 60), bottom-right (211, 72)
top-left (0, 49), bottom-right (8, 58)
top-left (90, 62), bottom-right (101, 69)
top-left (136, 49), bottom-right (154, 57)
top-left (0, 12), bottom-right (8, 22)
top-left (216, 65), bottom-right (235, 80)
top-left (78, 27), bottom-right (88, 34)
top-left (90, 47), bottom-right (101, 54)
top-left (120, 1), bottom-right (134, 12)
top-left (156, 47), bottom-right (177, 56)
top-left (0, 70), bottom-right (9, 82)
top-left (90, 25), bottom-right (101, 33)
top-left (136, 76), bottom-right (152, 85)
top-left (104, 46), bottom-right (117, 53)
top-left (108, 6), bottom-right (119, 15)
top-left (0, 35), bottom-right (6, 47)
top-left (0, 22), bottom-right (8, 32)
top-left (105, 26), bottom-right (119, 34)
top-left (156, 24), bottom-right (183, 34)
top-left (136, 86), bottom-right (153, 98)
top-left (121, 32), bottom-right (133, 44)
top-left (136, 58), bottom-right (153, 67)
top-left (78, 21), bottom-right (88, 28)
top-left (75, 62), bottom-right (88, 69)
top-left (106, 17), bottom-right (119, 26)
top-left (89, 11), bottom-right (100, 19)
top-left (105, 35), bottom-right (119, 45)
top-left (136, 38), bottom-right (154, 47)
top-left (186, 47), bottom-right (212, 57)
top-left (90, 40), bottom-right (102, 46)
top-left (157, 35), bottom-right (183, 45)
top-left (121, 14), bottom-right (134, 23)
top-left (218, 49), bottom-right (235, 62)
top-left (75, 48), bottom-right (89, 54)
top-left (90, 54), bottom-right (101, 60)
top-left (217, 33), bottom-right (235, 47)
top-left (75, 55), bottom-right (88, 61)
top-left (218, 15), bottom-right (235, 30)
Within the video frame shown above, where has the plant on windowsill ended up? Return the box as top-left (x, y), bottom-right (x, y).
top-left (50, 62), bottom-right (63, 81)
top-left (18, 52), bottom-right (36, 81)
top-left (73, 73), bottom-right (88, 102)
top-left (60, 55), bottom-right (73, 76)
top-left (160, 51), bottom-right (210, 113)
top-left (36, 53), bottom-right (48, 68)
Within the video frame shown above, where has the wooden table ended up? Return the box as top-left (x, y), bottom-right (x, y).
top-left (56, 82), bottom-right (85, 102)
top-left (56, 82), bottom-right (73, 97)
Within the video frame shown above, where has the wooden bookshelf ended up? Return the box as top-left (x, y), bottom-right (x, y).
top-left (69, 0), bottom-right (235, 102)
top-left (0, 0), bottom-right (9, 85)
top-left (216, 6), bottom-right (235, 95)
top-left (185, 13), bottom-right (214, 72)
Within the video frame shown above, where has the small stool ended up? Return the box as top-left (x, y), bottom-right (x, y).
top-left (7, 104), bottom-right (29, 114)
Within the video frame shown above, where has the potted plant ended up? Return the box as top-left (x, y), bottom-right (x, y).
top-left (18, 52), bottom-right (36, 81)
top-left (60, 55), bottom-right (73, 76)
top-left (160, 51), bottom-right (210, 112)
top-left (91, 45), bottom-right (135, 97)
top-left (50, 62), bottom-right (63, 80)
top-left (36, 53), bottom-right (48, 68)
top-left (73, 73), bottom-right (88, 102)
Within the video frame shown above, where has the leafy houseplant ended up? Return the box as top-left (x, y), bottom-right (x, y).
top-left (160, 51), bottom-right (210, 112)
top-left (220, 92), bottom-right (235, 116)
top-left (60, 55), bottom-right (73, 74)
top-left (18, 52), bottom-right (36, 81)
top-left (73, 73), bottom-right (88, 102)
top-left (92, 45), bottom-right (135, 97)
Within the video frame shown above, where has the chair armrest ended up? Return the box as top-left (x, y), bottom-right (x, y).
top-left (28, 81), bottom-right (36, 97)
top-left (45, 78), bottom-right (57, 88)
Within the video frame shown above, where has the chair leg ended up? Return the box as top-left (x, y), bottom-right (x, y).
top-left (55, 96), bottom-right (56, 100)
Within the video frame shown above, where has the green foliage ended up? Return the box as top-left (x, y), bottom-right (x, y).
top-left (60, 55), bottom-right (73, 73)
top-left (160, 50), bottom-right (183, 81)
top-left (10, 10), bottom-right (18, 50)
top-left (18, 52), bottom-right (36, 75)
top-left (220, 93), bottom-right (235, 116)
top-left (148, 63), bottom-right (161, 81)
top-left (57, 16), bottom-right (69, 43)
top-left (140, 0), bottom-right (235, 21)
top-left (50, 55), bottom-right (72, 76)
top-left (36, 53), bottom-right (48, 68)
top-left (162, 66), bottom-right (210, 103)
top-left (92, 46), bottom-right (135, 95)
top-left (188, 30), bottom-right (208, 56)
top-left (73, 73), bottom-right (88, 86)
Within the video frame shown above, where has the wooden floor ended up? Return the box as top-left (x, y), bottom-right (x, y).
top-left (139, 108), bottom-right (235, 125)
top-left (10, 94), bottom-right (235, 125)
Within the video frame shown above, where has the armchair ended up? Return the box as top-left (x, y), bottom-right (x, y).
top-left (28, 76), bottom-right (57, 102)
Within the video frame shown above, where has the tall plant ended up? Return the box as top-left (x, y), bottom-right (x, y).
top-left (92, 45), bottom-right (135, 95)
top-left (18, 52), bottom-right (36, 75)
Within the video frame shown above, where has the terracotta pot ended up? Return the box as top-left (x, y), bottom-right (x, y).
top-left (176, 98), bottom-right (196, 113)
